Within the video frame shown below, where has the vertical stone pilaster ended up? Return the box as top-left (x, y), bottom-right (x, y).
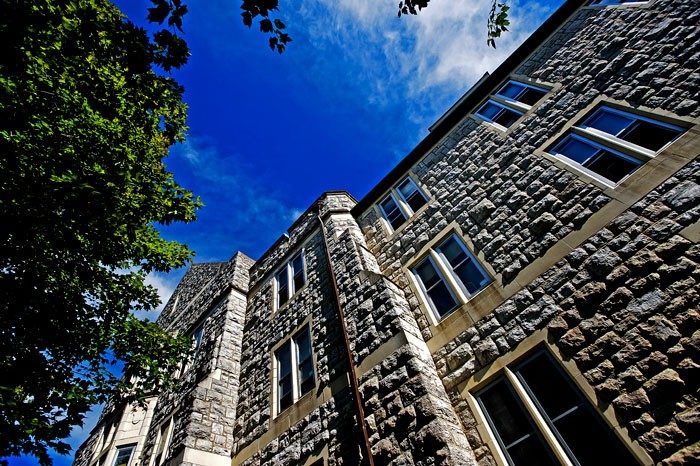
top-left (319, 193), bottom-right (477, 465)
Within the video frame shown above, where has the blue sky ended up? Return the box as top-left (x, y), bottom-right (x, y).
top-left (11, 0), bottom-right (563, 464)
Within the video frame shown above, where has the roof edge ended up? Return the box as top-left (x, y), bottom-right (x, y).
top-left (351, 0), bottom-right (587, 217)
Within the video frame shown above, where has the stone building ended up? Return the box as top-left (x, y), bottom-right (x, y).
top-left (74, 0), bottom-right (699, 465)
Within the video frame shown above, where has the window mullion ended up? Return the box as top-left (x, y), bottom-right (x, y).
top-left (490, 94), bottom-right (530, 113)
top-left (430, 250), bottom-right (467, 304)
top-left (572, 126), bottom-right (654, 161)
top-left (286, 263), bottom-right (294, 298)
top-left (504, 368), bottom-right (575, 466)
top-left (291, 340), bottom-right (299, 402)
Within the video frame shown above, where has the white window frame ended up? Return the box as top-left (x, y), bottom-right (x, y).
top-left (411, 233), bottom-right (492, 323)
top-left (112, 444), bottom-right (136, 466)
top-left (474, 79), bottom-right (549, 131)
top-left (273, 250), bottom-right (307, 311)
top-left (378, 176), bottom-right (429, 233)
top-left (272, 325), bottom-right (315, 417)
top-left (548, 105), bottom-right (684, 187)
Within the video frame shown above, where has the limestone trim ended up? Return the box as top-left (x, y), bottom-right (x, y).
top-left (583, 0), bottom-right (654, 10)
top-left (231, 373), bottom-right (350, 466)
top-left (679, 218), bottom-right (700, 243)
top-left (426, 122), bottom-right (698, 353)
top-left (457, 329), bottom-right (654, 466)
top-left (302, 445), bottom-right (329, 466)
top-left (168, 447), bottom-right (231, 466)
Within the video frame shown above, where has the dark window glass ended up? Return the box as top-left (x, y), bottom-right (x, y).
top-left (584, 108), bottom-right (633, 135)
top-left (477, 379), bottom-right (558, 466)
top-left (497, 81), bottom-right (526, 100)
top-left (113, 446), bottom-right (134, 466)
top-left (585, 150), bottom-right (640, 183)
top-left (397, 178), bottom-right (427, 213)
top-left (291, 253), bottom-right (305, 292)
top-left (276, 343), bottom-right (293, 412)
top-left (518, 87), bottom-right (547, 106)
top-left (276, 268), bottom-right (289, 307)
top-left (619, 120), bottom-right (681, 152)
top-left (492, 106), bottom-right (523, 128)
top-left (295, 328), bottom-right (314, 395)
top-left (380, 195), bottom-right (407, 230)
top-left (438, 237), bottom-right (490, 295)
top-left (552, 135), bottom-right (641, 183)
top-left (516, 352), bottom-right (638, 466)
top-left (193, 325), bottom-right (204, 349)
top-left (476, 101), bottom-right (502, 120)
top-left (496, 81), bottom-right (546, 106)
top-left (476, 99), bottom-right (525, 127)
top-left (414, 259), bottom-right (458, 316)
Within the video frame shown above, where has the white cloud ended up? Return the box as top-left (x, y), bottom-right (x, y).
top-left (289, 0), bottom-right (556, 123)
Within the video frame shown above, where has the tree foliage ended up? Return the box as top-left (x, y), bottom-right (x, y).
top-left (0, 0), bottom-right (199, 464)
top-left (151, 0), bottom-right (510, 53)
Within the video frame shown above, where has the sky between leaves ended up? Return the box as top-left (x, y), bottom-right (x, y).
top-left (12, 0), bottom-right (563, 464)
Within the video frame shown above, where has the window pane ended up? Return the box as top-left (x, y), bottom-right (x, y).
top-left (493, 106), bottom-right (523, 128)
top-left (276, 343), bottom-right (292, 377)
top-left (584, 150), bottom-right (640, 183)
top-left (415, 259), bottom-right (441, 289)
top-left (380, 195), bottom-right (407, 230)
top-left (439, 237), bottom-right (468, 266)
top-left (427, 281), bottom-right (459, 316)
top-left (552, 135), bottom-right (600, 164)
top-left (414, 259), bottom-right (458, 317)
top-left (294, 328), bottom-right (312, 362)
top-left (113, 446), bottom-right (134, 466)
top-left (518, 87), bottom-right (546, 106)
top-left (619, 120), bottom-right (681, 152)
top-left (291, 254), bottom-right (305, 291)
top-left (496, 81), bottom-right (526, 100)
top-left (277, 268), bottom-right (289, 307)
top-left (584, 108), bottom-right (633, 136)
top-left (397, 178), bottom-right (427, 213)
top-left (516, 352), bottom-right (638, 466)
top-left (478, 379), bottom-right (558, 466)
top-left (453, 259), bottom-right (490, 295)
top-left (193, 325), bottom-right (204, 349)
top-left (476, 101), bottom-right (502, 121)
top-left (299, 359), bottom-right (315, 394)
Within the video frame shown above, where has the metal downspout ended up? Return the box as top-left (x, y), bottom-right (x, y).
top-left (317, 210), bottom-right (375, 466)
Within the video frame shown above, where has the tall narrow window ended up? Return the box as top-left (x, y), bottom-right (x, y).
top-left (474, 349), bottom-right (639, 466)
top-left (378, 176), bottom-right (429, 232)
top-left (275, 251), bottom-right (307, 309)
top-left (112, 445), bottom-right (135, 466)
top-left (412, 234), bottom-right (491, 320)
top-left (274, 325), bottom-right (315, 415)
top-left (152, 417), bottom-right (174, 466)
top-left (548, 105), bottom-right (683, 185)
top-left (475, 80), bottom-right (548, 130)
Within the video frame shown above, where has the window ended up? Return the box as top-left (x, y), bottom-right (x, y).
top-left (151, 417), bottom-right (174, 466)
top-left (475, 80), bottom-right (548, 130)
top-left (112, 445), bottom-right (135, 466)
top-left (549, 105), bottom-right (683, 185)
top-left (378, 176), bottom-right (429, 231)
top-left (475, 349), bottom-right (638, 466)
top-left (590, 0), bottom-right (647, 5)
top-left (412, 234), bottom-right (491, 319)
top-left (275, 251), bottom-right (306, 309)
top-left (274, 326), bottom-right (315, 415)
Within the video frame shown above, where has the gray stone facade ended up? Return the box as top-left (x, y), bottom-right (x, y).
top-left (75, 0), bottom-right (699, 465)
